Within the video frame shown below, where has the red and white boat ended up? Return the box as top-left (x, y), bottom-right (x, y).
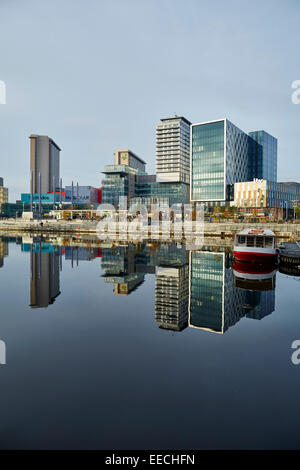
top-left (233, 228), bottom-right (277, 262)
top-left (233, 260), bottom-right (277, 290)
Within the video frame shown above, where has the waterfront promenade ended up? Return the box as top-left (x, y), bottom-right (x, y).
top-left (1, 219), bottom-right (300, 240)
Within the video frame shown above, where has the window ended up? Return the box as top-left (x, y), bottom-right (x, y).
top-left (246, 236), bottom-right (254, 247)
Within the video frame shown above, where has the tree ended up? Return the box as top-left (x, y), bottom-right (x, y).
top-left (295, 205), bottom-right (300, 220)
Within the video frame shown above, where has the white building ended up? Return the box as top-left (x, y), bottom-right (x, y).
top-left (156, 116), bottom-right (191, 184)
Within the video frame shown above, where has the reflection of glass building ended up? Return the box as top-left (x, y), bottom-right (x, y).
top-left (248, 131), bottom-right (277, 182)
top-left (189, 251), bottom-right (247, 334)
top-left (64, 246), bottom-right (100, 263)
top-left (101, 242), bottom-right (188, 299)
top-left (155, 265), bottom-right (189, 331)
top-left (191, 119), bottom-right (249, 204)
top-left (101, 245), bottom-right (145, 295)
top-left (244, 290), bottom-right (275, 320)
top-left (189, 250), bottom-right (277, 334)
top-left (30, 246), bottom-right (61, 308)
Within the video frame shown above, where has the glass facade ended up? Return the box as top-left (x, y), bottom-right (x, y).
top-left (102, 164), bottom-right (189, 210)
top-left (133, 181), bottom-right (189, 207)
top-left (248, 131), bottom-right (277, 182)
top-left (191, 120), bottom-right (225, 201)
top-left (102, 173), bottom-right (129, 207)
top-left (191, 119), bottom-right (250, 203)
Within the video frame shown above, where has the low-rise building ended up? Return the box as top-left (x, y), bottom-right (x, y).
top-left (234, 179), bottom-right (300, 218)
top-left (101, 149), bottom-right (189, 210)
top-left (64, 185), bottom-right (100, 205)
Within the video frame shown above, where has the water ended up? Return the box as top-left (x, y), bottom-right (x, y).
top-left (0, 235), bottom-right (299, 450)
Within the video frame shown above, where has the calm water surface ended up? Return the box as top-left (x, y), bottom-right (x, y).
top-left (0, 235), bottom-right (299, 450)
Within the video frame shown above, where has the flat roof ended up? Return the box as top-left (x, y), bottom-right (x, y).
top-left (29, 134), bottom-right (61, 151)
top-left (116, 149), bottom-right (146, 164)
top-left (160, 116), bottom-right (191, 125)
top-left (248, 130), bottom-right (277, 140)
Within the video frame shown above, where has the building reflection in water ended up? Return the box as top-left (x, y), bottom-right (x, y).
top-left (100, 244), bottom-right (277, 333)
top-left (0, 239), bottom-right (9, 268)
top-left (189, 251), bottom-right (276, 334)
top-left (1, 235), bottom-right (277, 331)
top-left (28, 243), bottom-right (62, 308)
top-left (155, 265), bottom-right (189, 331)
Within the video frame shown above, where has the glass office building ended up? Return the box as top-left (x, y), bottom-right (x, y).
top-left (102, 165), bottom-right (189, 210)
top-left (132, 180), bottom-right (189, 208)
top-left (191, 119), bottom-right (249, 204)
top-left (101, 165), bottom-right (140, 208)
top-left (248, 131), bottom-right (277, 182)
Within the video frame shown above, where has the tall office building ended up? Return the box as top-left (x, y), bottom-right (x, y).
top-left (156, 116), bottom-right (191, 184)
top-left (191, 119), bottom-right (249, 205)
top-left (0, 178), bottom-right (8, 207)
top-left (30, 134), bottom-right (61, 193)
top-left (248, 130), bottom-right (277, 182)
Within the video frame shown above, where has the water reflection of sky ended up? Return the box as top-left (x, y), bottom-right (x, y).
top-left (0, 236), bottom-right (299, 450)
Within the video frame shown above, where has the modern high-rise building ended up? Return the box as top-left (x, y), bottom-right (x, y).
top-left (248, 130), bottom-right (277, 182)
top-left (29, 134), bottom-right (61, 193)
top-left (191, 119), bottom-right (249, 205)
top-left (0, 178), bottom-right (8, 207)
top-left (156, 116), bottom-right (191, 184)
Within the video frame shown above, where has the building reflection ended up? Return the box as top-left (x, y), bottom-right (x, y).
top-left (1, 235), bottom-right (277, 328)
top-left (65, 246), bottom-right (102, 266)
top-left (100, 243), bottom-right (277, 333)
top-left (0, 239), bottom-right (8, 268)
top-left (29, 244), bottom-right (61, 308)
top-left (155, 265), bottom-right (189, 331)
top-left (189, 251), bottom-right (276, 333)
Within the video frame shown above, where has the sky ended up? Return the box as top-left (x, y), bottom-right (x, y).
top-left (0, 0), bottom-right (299, 202)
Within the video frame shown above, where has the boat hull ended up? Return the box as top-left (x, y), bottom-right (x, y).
top-left (233, 247), bottom-right (277, 262)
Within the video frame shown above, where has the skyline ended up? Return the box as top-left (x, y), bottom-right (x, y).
top-left (0, 0), bottom-right (300, 202)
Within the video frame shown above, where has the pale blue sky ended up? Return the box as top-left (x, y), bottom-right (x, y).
top-left (0, 0), bottom-right (299, 201)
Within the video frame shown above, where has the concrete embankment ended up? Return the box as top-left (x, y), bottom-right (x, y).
top-left (1, 219), bottom-right (300, 240)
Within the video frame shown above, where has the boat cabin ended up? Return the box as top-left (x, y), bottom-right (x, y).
top-left (235, 229), bottom-right (276, 249)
